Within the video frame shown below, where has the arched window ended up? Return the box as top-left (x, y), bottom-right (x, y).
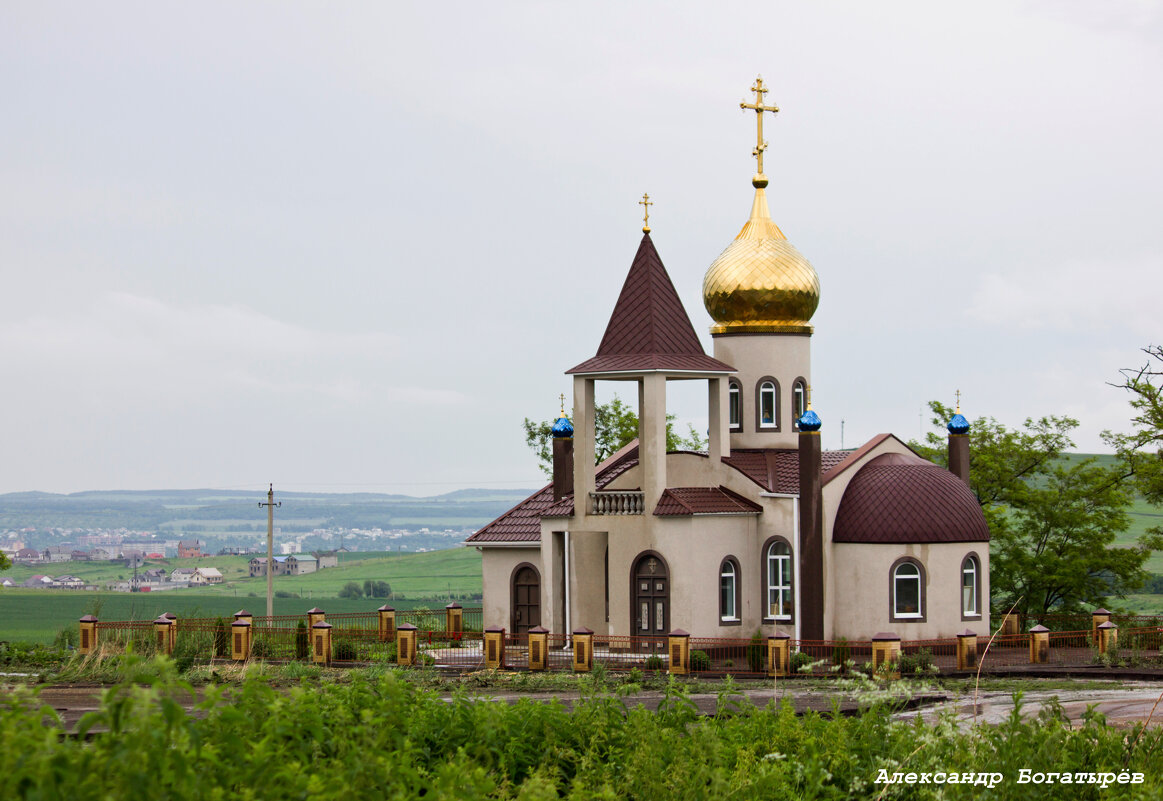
top-left (764, 539), bottom-right (793, 621)
top-left (757, 378), bottom-right (779, 430)
top-left (719, 557), bottom-right (740, 624)
top-left (961, 554), bottom-right (981, 619)
top-left (792, 379), bottom-right (807, 427)
top-left (891, 559), bottom-right (925, 621)
top-left (728, 380), bottom-right (742, 431)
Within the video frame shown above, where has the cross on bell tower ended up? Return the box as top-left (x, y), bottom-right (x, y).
top-left (740, 75), bottom-right (780, 184)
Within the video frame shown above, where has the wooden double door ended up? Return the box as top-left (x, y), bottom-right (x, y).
top-left (633, 554), bottom-right (668, 646)
top-left (512, 564), bottom-right (541, 635)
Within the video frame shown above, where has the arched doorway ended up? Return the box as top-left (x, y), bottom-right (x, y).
top-left (511, 563), bottom-right (541, 635)
top-left (631, 552), bottom-right (669, 646)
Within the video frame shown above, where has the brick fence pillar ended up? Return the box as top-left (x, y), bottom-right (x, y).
top-left (767, 631), bottom-right (791, 677)
top-left (572, 627), bottom-right (594, 672)
top-left (445, 603), bottom-right (463, 637)
top-left (668, 629), bottom-right (690, 675)
top-left (527, 626), bottom-right (549, 671)
top-left (484, 626), bottom-right (505, 669)
top-left (154, 616), bottom-right (174, 655)
top-left (378, 605), bottom-right (396, 642)
top-left (1097, 621), bottom-right (1118, 655)
top-left (79, 615), bottom-right (98, 655)
top-left (1029, 624), bottom-right (1049, 664)
top-left (397, 623), bottom-right (418, 666)
top-left (872, 632), bottom-right (901, 679)
top-left (956, 629), bottom-right (978, 670)
top-left (1092, 608), bottom-right (1111, 643)
top-left (312, 621), bottom-right (333, 665)
top-left (307, 607), bottom-right (326, 629)
top-left (231, 619), bottom-right (252, 661)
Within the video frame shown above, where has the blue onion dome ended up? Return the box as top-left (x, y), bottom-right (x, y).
top-left (797, 409), bottom-right (822, 432)
top-left (551, 415), bottom-right (574, 439)
top-left (947, 413), bottom-right (970, 435)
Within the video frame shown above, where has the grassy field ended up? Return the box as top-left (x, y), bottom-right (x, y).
top-left (0, 549), bottom-right (482, 643)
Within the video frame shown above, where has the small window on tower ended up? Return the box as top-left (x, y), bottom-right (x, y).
top-left (728, 381), bottom-right (741, 430)
top-left (759, 381), bottom-right (777, 428)
top-left (793, 380), bottom-right (807, 427)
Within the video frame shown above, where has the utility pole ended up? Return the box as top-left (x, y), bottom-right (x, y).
top-left (258, 484), bottom-right (281, 619)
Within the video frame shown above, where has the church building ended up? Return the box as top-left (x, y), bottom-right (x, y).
top-left (466, 78), bottom-right (989, 643)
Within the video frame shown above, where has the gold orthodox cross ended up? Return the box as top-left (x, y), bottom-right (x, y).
top-left (639, 192), bottom-right (653, 233)
top-left (559, 393), bottom-right (567, 417)
top-left (740, 75), bottom-right (779, 175)
top-left (955, 389), bottom-right (962, 413)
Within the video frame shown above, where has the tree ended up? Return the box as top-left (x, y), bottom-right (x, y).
top-left (338, 581), bottom-right (363, 599)
top-left (1111, 345), bottom-right (1163, 529)
top-left (913, 401), bottom-right (1156, 617)
top-left (363, 579), bottom-right (391, 598)
top-left (523, 395), bottom-right (708, 476)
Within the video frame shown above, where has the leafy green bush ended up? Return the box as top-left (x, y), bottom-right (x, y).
top-left (250, 637), bottom-right (272, 659)
top-left (898, 647), bottom-right (935, 675)
top-left (644, 654), bottom-right (663, 671)
top-left (689, 649), bottom-right (710, 672)
top-left (335, 641), bottom-right (358, 661)
top-left (295, 620), bottom-right (309, 660)
top-left (790, 651), bottom-right (814, 673)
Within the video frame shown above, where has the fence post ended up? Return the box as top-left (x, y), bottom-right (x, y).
top-left (397, 623), bottom-right (418, 666)
top-left (484, 626), bottom-right (506, 669)
top-left (312, 621), bottom-right (333, 665)
top-left (956, 629), bottom-right (978, 670)
top-left (1000, 613), bottom-right (1020, 637)
top-left (234, 608), bottom-right (254, 626)
top-left (767, 631), bottom-right (790, 676)
top-left (572, 627), bottom-right (594, 672)
top-left (528, 626), bottom-right (549, 671)
top-left (79, 615), bottom-right (98, 655)
top-left (872, 632), bottom-right (901, 679)
top-left (231, 619), bottom-right (252, 661)
top-left (1097, 621), bottom-right (1118, 655)
top-left (378, 605), bottom-right (396, 642)
top-left (1092, 608), bottom-right (1111, 644)
top-left (154, 616), bottom-right (174, 655)
top-left (1029, 624), bottom-right (1049, 664)
top-left (445, 602), bottom-right (463, 638)
top-left (307, 607), bottom-right (326, 629)
top-left (668, 629), bottom-right (690, 675)
top-left (163, 612), bottom-right (178, 653)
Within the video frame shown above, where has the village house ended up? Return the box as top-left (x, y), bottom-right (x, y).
top-left (177, 539), bottom-right (202, 558)
top-left (189, 567), bottom-right (223, 585)
top-left (285, 554), bottom-right (317, 575)
top-left (467, 79), bottom-right (989, 644)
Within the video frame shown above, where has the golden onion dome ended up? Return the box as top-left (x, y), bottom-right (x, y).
top-left (702, 176), bottom-right (820, 334)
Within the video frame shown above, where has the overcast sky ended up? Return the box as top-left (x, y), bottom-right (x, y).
top-left (2, 1), bottom-right (1160, 496)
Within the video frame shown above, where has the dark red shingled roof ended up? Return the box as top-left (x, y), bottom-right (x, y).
top-left (654, 486), bottom-right (763, 516)
top-left (832, 453), bottom-right (990, 544)
top-left (723, 449), bottom-right (850, 494)
top-left (568, 234), bottom-right (734, 375)
top-left (466, 447), bottom-right (640, 543)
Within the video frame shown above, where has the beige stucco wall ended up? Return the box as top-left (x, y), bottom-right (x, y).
top-left (711, 333), bottom-right (810, 450)
top-left (830, 542), bottom-right (990, 640)
top-left (478, 546), bottom-right (540, 631)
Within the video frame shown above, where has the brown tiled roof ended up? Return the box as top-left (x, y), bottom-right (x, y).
top-left (568, 234), bottom-right (733, 375)
top-left (832, 453), bottom-right (990, 543)
top-left (723, 448), bottom-right (850, 493)
top-left (466, 447), bottom-right (640, 543)
top-left (653, 486), bottom-right (762, 516)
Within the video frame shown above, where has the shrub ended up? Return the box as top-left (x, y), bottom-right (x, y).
top-left (295, 620), bottom-right (309, 660)
top-left (250, 638), bottom-right (272, 659)
top-left (338, 582), bottom-right (363, 600)
top-left (689, 650), bottom-right (710, 672)
top-left (790, 651), bottom-right (814, 673)
top-left (334, 641), bottom-right (358, 661)
top-left (832, 637), bottom-right (850, 673)
top-left (644, 654), bottom-right (664, 671)
top-left (746, 630), bottom-right (764, 672)
top-left (898, 647), bottom-right (934, 675)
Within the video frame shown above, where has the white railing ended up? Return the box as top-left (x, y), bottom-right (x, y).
top-left (589, 491), bottom-right (645, 515)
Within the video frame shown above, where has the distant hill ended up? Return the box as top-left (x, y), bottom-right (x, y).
top-left (0, 487), bottom-right (536, 533)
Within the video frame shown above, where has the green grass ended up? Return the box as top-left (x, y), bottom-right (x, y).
top-left (0, 549), bottom-right (482, 643)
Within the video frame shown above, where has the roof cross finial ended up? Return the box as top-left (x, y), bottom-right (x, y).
top-left (639, 192), bottom-right (653, 233)
top-left (955, 389), bottom-right (961, 414)
top-left (559, 393), bottom-right (567, 417)
top-left (806, 384), bottom-right (812, 410)
top-left (740, 75), bottom-right (779, 184)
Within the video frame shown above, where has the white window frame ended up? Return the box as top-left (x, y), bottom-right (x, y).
top-left (719, 560), bottom-right (738, 622)
top-left (766, 541), bottom-right (793, 621)
top-left (759, 381), bottom-right (777, 429)
top-left (728, 382), bottom-right (741, 429)
top-left (893, 562), bottom-right (923, 619)
top-left (962, 555), bottom-right (979, 617)
top-left (793, 381), bottom-right (806, 422)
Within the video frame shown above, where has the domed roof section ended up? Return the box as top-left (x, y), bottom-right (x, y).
top-left (833, 453), bottom-right (989, 543)
top-left (551, 415), bottom-right (574, 439)
top-left (947, 413), bottom-right (970, 435)
top-left (702, 183), bottom-right (820, 334)
top-left (797, 408), bottom-right (822, 432)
